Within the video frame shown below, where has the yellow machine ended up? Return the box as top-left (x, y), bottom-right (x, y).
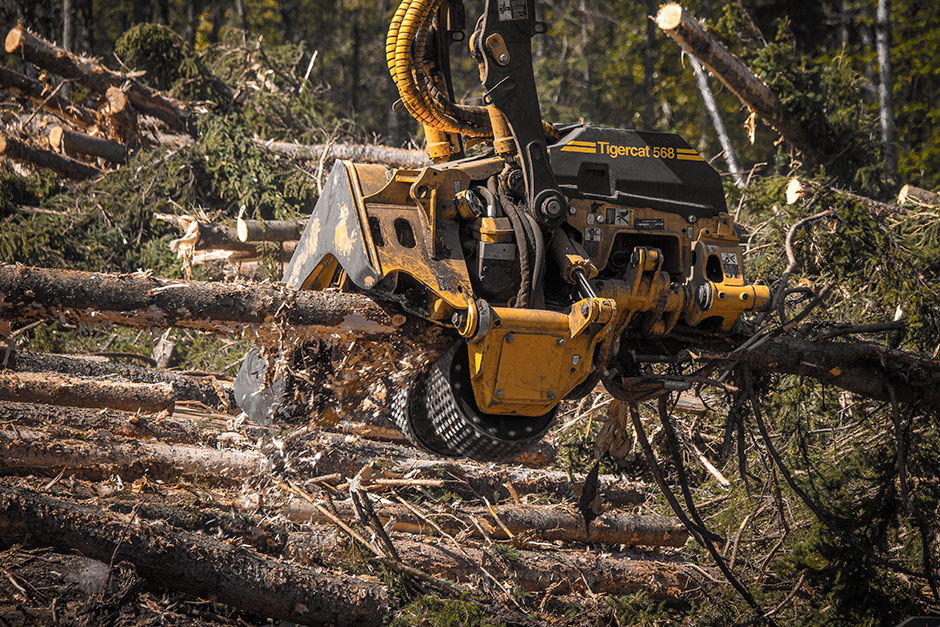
top-left (235, 0), bottom-right (770, 459)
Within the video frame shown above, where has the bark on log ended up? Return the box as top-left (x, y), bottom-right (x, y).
top-left (0, 427), bottom-right (267, 483)
top-left (237, 218), bottom-right (305, 243)
top-left (5, 26), bottom-right (191, 133)
top-left (0, 135), bottom-right (102, 179)
top-left (0, 485), bottom-right (389, 626)
top-left (285, 500), bottom-right (688, 547)
top-left (104, 87), bottom-right (140, 148)
top-left (253, 138), bottom-right (428, 169)
top-left (0, 65), bottom-right (96, 127)
top-left (14, 350), bottom-right (234, 410)
top-left (724, 335), bottom-right (940, 406)
top-left (49, 125), bottom-right (127, 164)
top-left (897, 184), bottom-right (939, 207)
top-left (0, 371), bottom-right (174, 413)
top-left (287, 525), bottom-right (701, 598)
top-left (0, 401), bottom-right (236, 447)
top-left (0, 265), bottom-right (424, 341)
top-left (656, 4), bottom-right (811, 153)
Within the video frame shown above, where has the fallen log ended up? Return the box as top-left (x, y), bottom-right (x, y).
top-left (0, 425), bottom-right (643, 505)
top-left (14, 350), bottom-right (234, 410)
top-left (5, 26), bottom-right (191, 133)
top-left (0, 427), bottom-right (267, 483)
top-left (252, 138), bottom-right (428, 169)
top-left (285, 500), bottom-right (688, 547)
top-left (0, 371), bottom-right (174, 413)
top-left (0, 265), bottom-right (424, 341)
top-left (287, 525), bottom-right (701, 598)
top-left (0, 65), bottom-right (97, 127)
top-left (656, 3), bottom-right (811, 154)
top-left (0, 135), bottom-right (102, 179)
top-left (0, 485), bottom-right (389, 626)
top-left (716, 335), bottom-right (940, 406)
top-left (897, 184), bottom-right (939, 207)
top-left (237, 217), bottom-right (305, 243)
top-left (0, 401), bottom-right (238, 447)
top-left (785, 177), bottom-right (897, 216)
top-left (49, 125), bottom-right (127, 164)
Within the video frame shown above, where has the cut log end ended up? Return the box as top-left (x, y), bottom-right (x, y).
top-left (49, 126), bottom-right (64, 151)
top-left (236, 218), bottom-right (249, 243)
top-left (786, 177), bottom-right (805, 205)
top-left (655, 4), bottom-right (684, 30)
top-left (5, 26), bottom-right (24, 54)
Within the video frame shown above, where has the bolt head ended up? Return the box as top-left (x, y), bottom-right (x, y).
top-left (505, 334), bottom-right (514, 343)
top-left (498, 53), bottom-right (509, 63)
top-left (495, 389), bottom-right (504, 398)
top-left (547, 391), bottom-right (556, 400)
top-left (542, 198), bottom-right (564, 218)
top-left (580, 303), bottom-right (589, 316)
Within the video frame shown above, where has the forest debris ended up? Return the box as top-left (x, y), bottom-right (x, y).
top-left (287, 524), bottom-right (702, 598)
top-left (0, 134), bottom-right (102, 179)
top-left (0, 371), bottom-right (174, 413)
top-left (0, 485), bottom-right (389, 626)
top-left (5, 26), bottom-right (192, 132)
top-left (49, 125), bottom-right (128, 164)
top-left (285, 500), bottom-right (687, 547)
top-left (656, 3), bottom-right (811, 153)
top-left (0, 65), bottom-right (97, 128)
top-left (897, 184), bottom-right (939, 207)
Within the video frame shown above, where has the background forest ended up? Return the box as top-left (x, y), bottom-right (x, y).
top-left (2, 0), bottom-right (940, 626)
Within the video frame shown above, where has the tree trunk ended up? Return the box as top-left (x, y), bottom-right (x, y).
top-left (655, 3), bottom-right (812, 155)
top-left (690, 59), bottom-right (745, 187)
top-left (61, 0), bottom-right (73, 52)
top-left (0, 372), bottom-right (174, 413)
top-left (875, 0), bottom-right (897, 181)
top-left (287, 525), bottom-right (702, 598)
top-left (5, 26), bottom-right (192, 133)
top-left (0, 135), bottom-right (101, 179)
top-left (253, 138), bottom-right (428, 168)
top-left (285, 500), bottom-right (688, 547)
top-left (0, 65), bottom-right (97, 127)
top-left (49, 125), bottom-right (127, 164)
top-left (0, 265), bottom-right (423, 341)
top-left (237, 218), bottom-right (305, 243)
top-left (0, 486), bottom-right (389, 626)
top-left (0, 427), bottom-right (266, 483)
top-left (14, 350), bottom-right (234, 410)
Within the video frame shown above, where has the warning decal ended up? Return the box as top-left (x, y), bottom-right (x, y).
top-left (498, 0), bottom-right (528, 21)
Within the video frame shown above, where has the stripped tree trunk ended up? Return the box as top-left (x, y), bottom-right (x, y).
top-left (0, 372), bottom-right (174, 413)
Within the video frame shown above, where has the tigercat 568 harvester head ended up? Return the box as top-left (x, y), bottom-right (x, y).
top-left (235, 0), bottom-right (770, 460)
